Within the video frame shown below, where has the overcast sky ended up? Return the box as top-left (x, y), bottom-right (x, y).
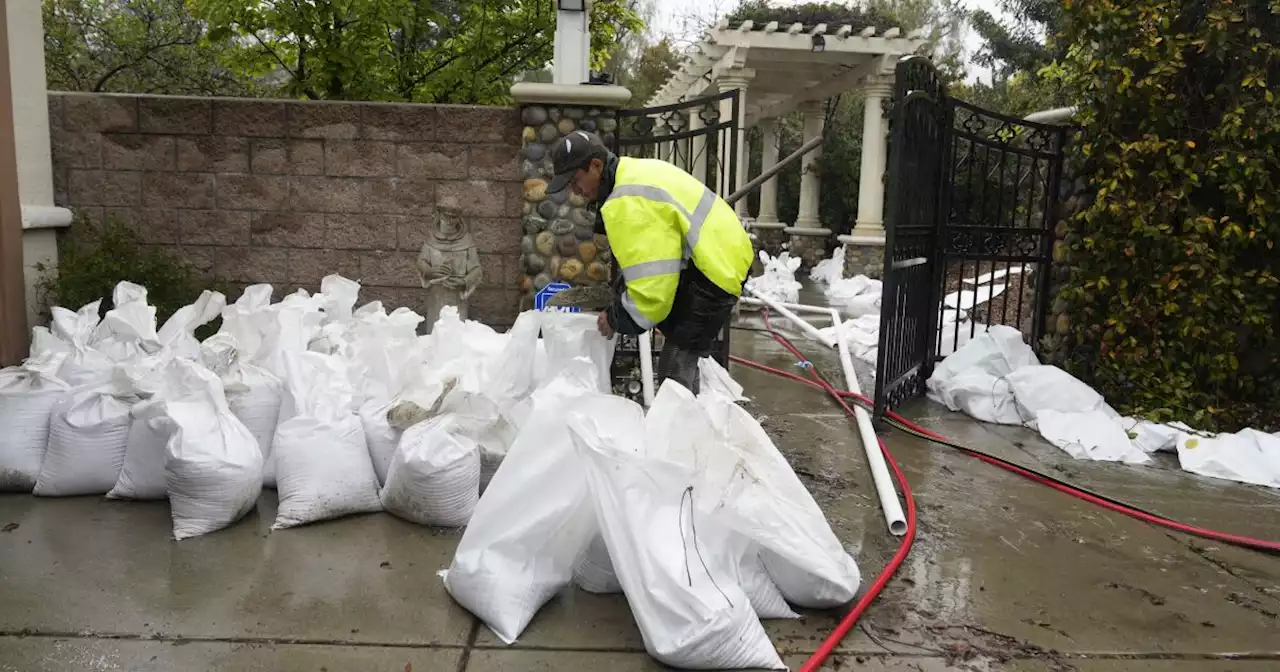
top-left (646, 0), bottom-right (1009, 83)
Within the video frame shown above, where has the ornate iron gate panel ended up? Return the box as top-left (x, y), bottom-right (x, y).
top-left (935, 101), bottom-right (1066, 358)
top-left (874, 57), bottom-right (1067, 417)
top-left (874, 56), bottom-right (950, 416)
top-left (611, 89), bottom-right (741, 198)
top-left (607, 90), bottom-right (742, 402)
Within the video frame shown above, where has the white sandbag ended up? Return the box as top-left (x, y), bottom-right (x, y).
top-left (106, 399), bottom-right (172, 500)
top-left (1006, 365), bottom-right (1117, 426)
top-left (809, 245), bottom-right (846, 285)
top-left (1177, 429), bottom-right (1280, 489)
top-left (678, 382), bottom-right (860, 608)
top-left (746, 250), bottom-right (802, 305)
top-left (202, 333), bottom-right (284, 487)
top-left (380, 415), bottom-right (481, 527)
top-left (1120, 417), bottom-right (1188, 454)
top-left (253, 292), bottom-right (325, 380)
top-left (159, 359), bottom-right (264, 540)
top-left (698, 356), bottom-right (746, 403)
top-left (90, 282), bottom-right (162, 364)
top-left (317, 274), bottom-right (361, 324)
top-left (217, 284), bottom-right (274, 362)
top-left (157, 290), bottom-right (226, 360)
top-left (927, 325), bottom-right (1039, 425)
top-left (541, 312), bottom-right (616, 393)
top-left (483, 310), bottom-right (542, 402)
top-left (443, 359), bottom-right (605, 644)
top-left (52, 300), bottom-right (116, 388)
top-left (741, 547), bottom-right (800, 620)
top-left (272, 352), bottom-right (382, 529)
top-left (34, 382), bottom-right (135, 496)
top-left (569, 397), bottom-right (785, 670)
top-left (360, 399), bottom-right (400, 485)
top-left (573, 533), bottom-right (622, 594)
top-left (0, 351), bottom-right (69, 492)
top-left (1037, 409), bottom-right (1153, 465)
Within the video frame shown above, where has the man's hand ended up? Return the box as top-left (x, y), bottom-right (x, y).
top-left (596, 310), bottom-right (615, 338)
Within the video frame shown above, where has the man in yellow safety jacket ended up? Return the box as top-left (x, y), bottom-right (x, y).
top-left (546, 130), bottom-right (754, 393)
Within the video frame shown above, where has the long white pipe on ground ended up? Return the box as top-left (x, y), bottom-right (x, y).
top-left (737, 293), bottom-right (907, 535)
top-left (827, 308), bottom-right (908, 537)
top-left (738, 292), bottom-right (837, 348)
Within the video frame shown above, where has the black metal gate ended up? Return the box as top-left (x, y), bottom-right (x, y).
top-left (606, 89), bottom-right (742, 401)
top-left (874, 56), bottom-right (1067, 416)
top-left (611, 89), bottom-right (741, 197)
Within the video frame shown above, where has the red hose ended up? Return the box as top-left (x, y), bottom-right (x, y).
top-left (730, 309), bottom-right (1280, 671)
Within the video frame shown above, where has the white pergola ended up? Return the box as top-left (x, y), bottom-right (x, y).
top-left (646, 19), bottom-right (926, 248)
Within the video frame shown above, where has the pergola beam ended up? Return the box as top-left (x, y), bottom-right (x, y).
top-left (749, 54), bottom-right (897, 124)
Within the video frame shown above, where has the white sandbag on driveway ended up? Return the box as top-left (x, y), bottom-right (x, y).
top-left (569, 395), bottom-right (785, 671)
top-left (0, 350), bottom-right (68, 492)
top-left (160, 360), bottom-right (264, 539)
top-left (34, 380), bottom-right (136, 497)
top-left (272, 352), bottom-right (382, 529)
top-left (443, 359), bottom-right (605, 644)
top-left (380, 415), bottom-right (481, 527)
top-left (1177, 429), bottom-right (1280, 489)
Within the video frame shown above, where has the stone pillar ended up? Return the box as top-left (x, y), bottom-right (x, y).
top-left (751, 117), bottom-right (787, 256)
top-left (0, 1), bottom-right (23, 364)
top-left (8, 0), bottom-right (72, 329)
top-left (715, 70), bottom-right (753, 217)
top-left (510, 83), bottom-right (632, 308)
top-left (852, 79), bottom-right (893, 239)
top-left (786, 100), bottom-right (831, 268)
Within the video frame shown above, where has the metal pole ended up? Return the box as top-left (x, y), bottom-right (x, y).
top-left (725, 133), bottom-right (824, 206)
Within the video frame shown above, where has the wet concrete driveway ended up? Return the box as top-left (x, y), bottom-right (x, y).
top-left (3, 330), bottom-right (1279, 671)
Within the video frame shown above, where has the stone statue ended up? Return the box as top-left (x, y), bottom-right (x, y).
top-left (416, 208), bottom-right (482, 328)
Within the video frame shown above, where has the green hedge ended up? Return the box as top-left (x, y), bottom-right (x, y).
top-left (37, 214), bottom-right (229, 330)
top-left (1051, 0), bottom-right (1280, 431)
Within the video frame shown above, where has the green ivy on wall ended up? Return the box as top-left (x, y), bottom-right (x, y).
top-left (1050, 0), bottom-right (1280, 431)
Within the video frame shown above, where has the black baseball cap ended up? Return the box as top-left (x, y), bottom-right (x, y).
top-left (547, 130), bottom-right (610, 194)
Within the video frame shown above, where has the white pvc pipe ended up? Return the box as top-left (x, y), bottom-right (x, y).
top-left (638, 330), bottom-right (656, 407)
top-left (738, 292), bottom-right (837, 348)
top-left (737, 293), bottom-right (907, 536)
top-left (828, 309), bottom-right (908, 537)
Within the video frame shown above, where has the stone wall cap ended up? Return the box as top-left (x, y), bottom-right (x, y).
top-left (837, 234), bottom-right (886, 246)
top-left (785, 226), bottom-right (833, 236)
top-left (510, 83), bottom-right (633, 107)
top-left (21, 205), bottom-right (74, 231)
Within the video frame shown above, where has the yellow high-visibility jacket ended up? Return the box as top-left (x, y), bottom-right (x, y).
top-left (600, 157), bottom-right (754, 330)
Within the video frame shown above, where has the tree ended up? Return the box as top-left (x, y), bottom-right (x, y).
top-left (1051, 0), bottom-right (1280, 431)
top-left (619, 38), bottom-right (682, 106)
top-left (43, 0), bottom-right (257, 96)
top-left (190, 0), bottom-right (644, 105)
top-left (968, 0), bottom-right (1062, 82)
top-left (963, 0), bottom-right (1068, 113)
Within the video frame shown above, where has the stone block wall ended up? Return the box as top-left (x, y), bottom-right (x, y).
top-left (47, 92), bottom-right (524, 328)
top-left (514, 103), bottom-right (619, 303)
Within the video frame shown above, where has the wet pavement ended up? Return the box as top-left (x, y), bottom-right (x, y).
top-left (3, 323), bottom-right (1280, 670)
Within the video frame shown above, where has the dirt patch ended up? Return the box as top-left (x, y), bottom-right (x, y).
top-left (941, 259), bottom-right (1042, 338)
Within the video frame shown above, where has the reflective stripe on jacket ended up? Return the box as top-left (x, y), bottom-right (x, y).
top-left (600, 157), bottom-right (754, 329)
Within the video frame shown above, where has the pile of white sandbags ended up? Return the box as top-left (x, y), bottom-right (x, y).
top-left (746, 251), bottom-right (803, 304)
top-left (0, 274), bottom-right (600, 540)
top-left (444, 360), bottom-right (859, 670)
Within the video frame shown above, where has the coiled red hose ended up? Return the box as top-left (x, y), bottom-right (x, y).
top-left (730, 310), bottom-right (1280, 672)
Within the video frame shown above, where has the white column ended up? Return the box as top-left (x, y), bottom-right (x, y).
top-left (756, 118), bottom-right (781, 224)
top-left (852, 79), bottom-right (893, 239)
top-left (715, 70), bottom-right (753, 215)
top-left (553, 6), bottom-right (591, 85)
top-left (8, 0), bottom-right (71, 329)
top-left (793, 100), bottom-right (826, 230)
